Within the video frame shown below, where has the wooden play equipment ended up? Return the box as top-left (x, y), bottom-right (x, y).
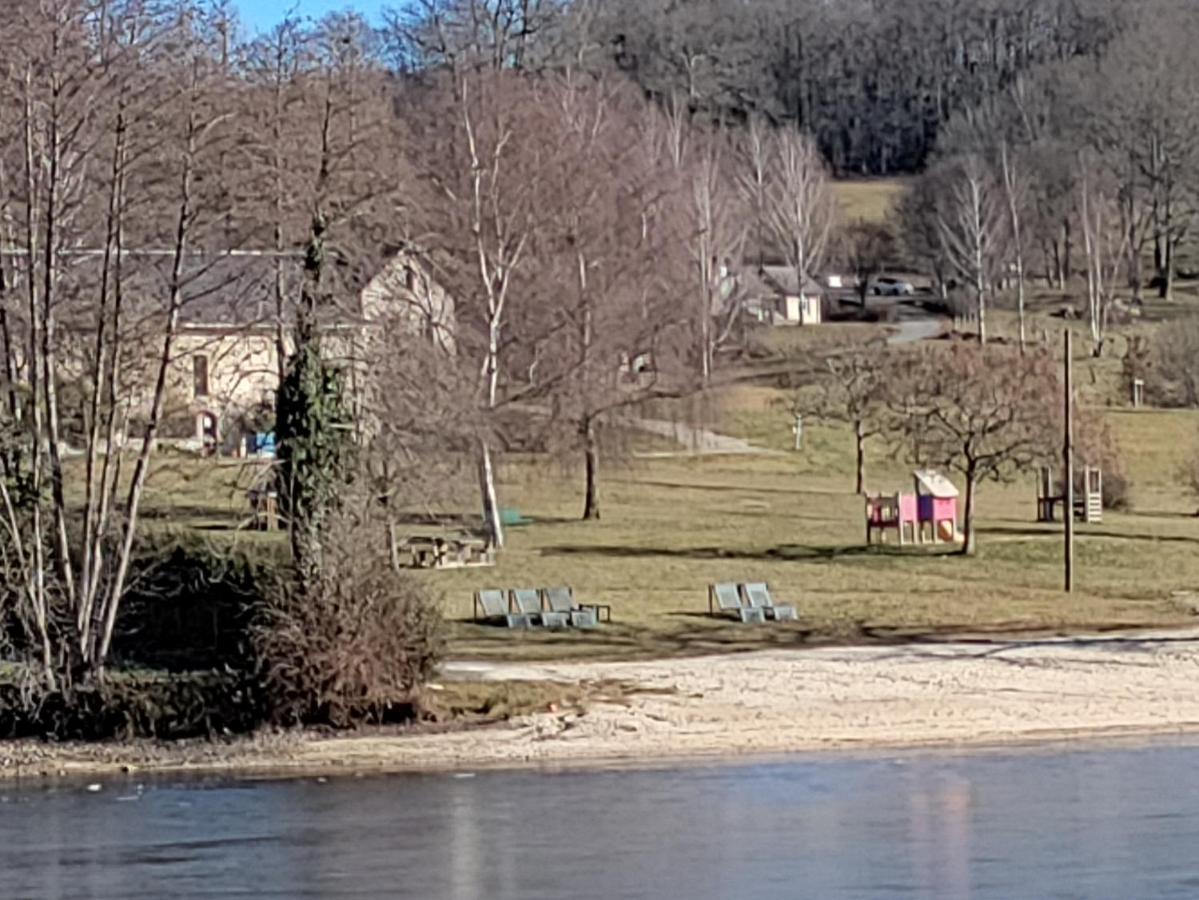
top-left (865, 470), bottom-right (961, 546)
top-left (1036, 465), bottom-right (1102, 524)
top-left (247, 487), bottom-right (280, 531)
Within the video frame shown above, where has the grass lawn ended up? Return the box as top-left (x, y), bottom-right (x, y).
top-left (428, 409), bottom-right (1199, 661)
top-left (130, 345), bottom-right (1199, 665)
top-left (833, 178), bottom-right (911, 224)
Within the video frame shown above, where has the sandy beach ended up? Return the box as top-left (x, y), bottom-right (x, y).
top-left (6, 630), bottom-right (1199, 780)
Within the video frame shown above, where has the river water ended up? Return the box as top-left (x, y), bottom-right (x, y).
top-left (4, 741), bottom-right (1199, 899)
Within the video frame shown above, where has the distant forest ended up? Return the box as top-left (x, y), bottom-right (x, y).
top-left (387, 0), bottom-right (1138, 175)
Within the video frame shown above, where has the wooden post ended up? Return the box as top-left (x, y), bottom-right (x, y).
top-left (793, 413), bottom-right (804, 451)
top-left (1064, 330), bottom-right (1074, 593)
top-left (1132, 378), bottom-right (1144, 409)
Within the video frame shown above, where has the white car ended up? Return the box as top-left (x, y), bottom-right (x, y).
top-left (872, 276), bottom-right (914, 296)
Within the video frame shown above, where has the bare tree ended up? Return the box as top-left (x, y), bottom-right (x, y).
top-left (0, 1), bottom-right (242, 684)
top-left (534, 76), bottom-right (691, 519)
top-left (408, 70), bottom-right (569, 547)
top-left (658, 100), bottom-right (746, 383)
top-left (933, 154), bottom-right (1006, 345)
top-left (1076, 151), bottom-right (1129, 357)
top-left (840, 221), bottom-right (896, 307)
top-left (761, 128), bottom-right (837, 318)
top-left (998, 140), bottom-right (1031, 351)
top-left (888, 342), bottom-right (1060, 556)
top-left (794, 339), bottom-right (891, 495)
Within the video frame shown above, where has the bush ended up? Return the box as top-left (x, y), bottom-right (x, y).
top-left (1077, 415), bottom-right (1131, 511)
top-left (252, 514), bottom-right (444, 728)
top-left (0, 671), bottom-right (264, 741)
top-left (1149, 321), bottom-right (1199, 407)
top-left (116, 535), bottom-right (281, 672)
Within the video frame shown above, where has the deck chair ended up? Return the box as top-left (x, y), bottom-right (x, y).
top-left (742, 582), bottom-right (798, 622)
top-left (474, 589), bottom-right (527, 629)
top-left (708, 583), bottom-right (766, 624)
top-left (544, 586), bottom-right (598, 629)
top-left (510, 589), bottom-right (545, 628)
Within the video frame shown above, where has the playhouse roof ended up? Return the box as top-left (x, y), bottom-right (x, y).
top-left (914, 469), bottom-right (959, 498)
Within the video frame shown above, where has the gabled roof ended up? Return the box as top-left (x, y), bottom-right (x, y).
top-left (759, 265), bottom-right (826, 298)
top-left (914, 469), bottom-right (959, 498)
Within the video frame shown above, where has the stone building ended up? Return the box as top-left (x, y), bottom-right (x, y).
top-left (159, 249), bottom-right (455, 453)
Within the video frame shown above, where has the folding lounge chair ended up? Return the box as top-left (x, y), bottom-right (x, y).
top-left (708, 583), bottom-right (766, 624)
top-left (474, 589), bottom-right (528, 629)
top-left (510, 589), bottom-right (545, 628)
top-left (742, 582), bottom-right (798, 622)
top-left (544, 586), bottom-right (598, 629)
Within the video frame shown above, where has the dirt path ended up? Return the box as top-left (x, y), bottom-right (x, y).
top-left (629, 416), bottom-right (782, 457)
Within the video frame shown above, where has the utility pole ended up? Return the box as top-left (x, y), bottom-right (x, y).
top-left (1064, 330), bottom-right (1074, 593)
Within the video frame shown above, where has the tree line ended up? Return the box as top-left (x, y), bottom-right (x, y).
top-left (388, 0), bottom-right (1134, 176)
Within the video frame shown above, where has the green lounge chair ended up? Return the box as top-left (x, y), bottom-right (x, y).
top-left (510, 589), bottom-right (545, 627)
top-left (474, 589), bottom-right (528, 629)
top-left (544, 586), bottom-right (598, 629)
top-left (742, 582), bottom-right (798, 622)
top-left (708, 583), bottom-right (766, 624)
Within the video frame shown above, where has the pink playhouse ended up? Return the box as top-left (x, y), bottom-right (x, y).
top-left (865, 470), bottom-right (961, 546)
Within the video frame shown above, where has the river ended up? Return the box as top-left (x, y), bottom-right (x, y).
top-left (4, 741), bottom-right (1199, 899)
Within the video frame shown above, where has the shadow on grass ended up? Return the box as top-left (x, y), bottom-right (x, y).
top-left (540, 543), bottom-right (960, 563)
top-left (614, 478), bottom-right (849, 499)
top-left (984, 523), bottom-right (1199, 546)
top-left (450, 616), bottom-right (1199, 664)
top-left (451, 618), bottom-right (818, 660)
top-left (141, 503), bottom-right (240, 522)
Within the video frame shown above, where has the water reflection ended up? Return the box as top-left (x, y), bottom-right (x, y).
top-left (908, 773), bottom-right (974, 900)
top-left (4, 742), bottom-right (1199, 899)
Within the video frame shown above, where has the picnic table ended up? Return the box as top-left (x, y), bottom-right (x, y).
top-left (400, 534), bottom-right (495, 570)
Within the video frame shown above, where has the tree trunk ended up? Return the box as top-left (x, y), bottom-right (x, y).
top-left (582, 417), bottom-right (600, 521)
top-left (478, 438), bottom-right (504, 549)
top-left (854, 419), bottom-right (866, 495)
top-left (959, 473), bottom-right (978, 556)
top-left (1062, 218), bottom-right (1072, 286)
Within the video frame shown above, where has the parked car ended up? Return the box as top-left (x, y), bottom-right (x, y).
top-left (872, 276), bottom-right (914, 296)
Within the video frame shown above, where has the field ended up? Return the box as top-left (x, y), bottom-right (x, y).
top-left (833, 178), bottom-right (910, 224)
top-left (145, 370), bottom-right (1199, 664)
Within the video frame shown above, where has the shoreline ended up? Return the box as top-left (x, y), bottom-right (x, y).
top-left (6, 630), bottom-right (1199, 784)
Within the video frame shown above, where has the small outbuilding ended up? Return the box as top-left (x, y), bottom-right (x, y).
top-left (739, 266), bottom-right (825, 326)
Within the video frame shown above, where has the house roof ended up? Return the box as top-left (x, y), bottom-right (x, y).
top-left (759, 266), bottom-right (826, 298)
top-left (16, 250), bottom-right (387, 331)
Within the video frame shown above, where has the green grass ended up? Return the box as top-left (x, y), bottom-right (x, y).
top-left (423, 386), bottom-right (1199, 660)
top-left (125, 359), bottom-right (1199, 665)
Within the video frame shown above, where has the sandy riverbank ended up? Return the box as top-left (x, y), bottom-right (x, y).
top-left (6, 630), bottom-right (1199, 780)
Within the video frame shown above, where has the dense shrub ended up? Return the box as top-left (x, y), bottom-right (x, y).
top-left (1148, 321), bottom-right (1199, 408)
top-left (252, 515), bottom-right (444, 728)
top-left (0, 671), bottom-right (263, 741)
top-left (1077, 416), bottom-right (1131, 511)
top-left (116, 535), bottom-right (281, 672)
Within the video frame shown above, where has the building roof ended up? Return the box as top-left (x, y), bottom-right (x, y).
top-left (18, 250), bottom-right (395, 331)
top-left (759, 265), bottom-right (826, 298)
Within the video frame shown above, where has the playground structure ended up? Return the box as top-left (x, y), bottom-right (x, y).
top-left (1036, 465), bottom-right (1103, 524)
top-left (865, 470), bottom-right (961, 546)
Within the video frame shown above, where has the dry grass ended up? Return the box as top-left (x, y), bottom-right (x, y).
top-left (124, 363), bottom-right (1199, 665)
top-left (833, 178), bottom-right (911, 224)
top-left (427, 394), bottom-right (1199, 661)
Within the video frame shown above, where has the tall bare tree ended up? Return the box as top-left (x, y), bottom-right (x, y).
top-left (934, 154), bottom-right (1006, 345)
top-left (761, 128), bottom-right (836, 316)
